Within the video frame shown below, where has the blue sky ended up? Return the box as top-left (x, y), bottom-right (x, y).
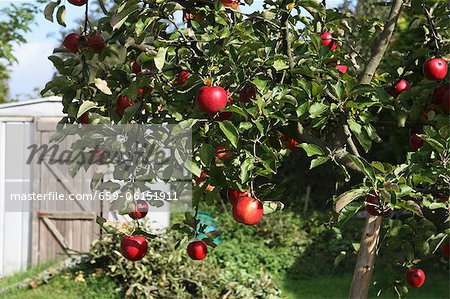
top-left (2, 0), bottom-right (343, 100)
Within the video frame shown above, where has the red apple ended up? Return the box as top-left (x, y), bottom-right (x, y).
top-left (215, 112), bottom-right (232, 121)
top-left (239, 86), bottom-right (256, 102)
top-left (116, 96), bottom-right (139, 116)
top-left (232, 196), bottom-right (263, 225)
top-left (68, 0), bottom-right (87, 6)
top-left (320, 32), bottom-right (333, 47)
top-left (410, 132), bottom-right (424, 152)
top-left (87, 32), bottom-right (105, 53)
top-left (221, 0), bottom-right (239, 9)
top-left (63, 33), bottom-right (80, 53)
top-left (320, 32), bottom-right (337, 50)
top-left (187, 240), bottom-right (208, 260)
top-left (423, 58), bottom-right (448, 81)
top-left (441, 243), bottom-right (450, 257)
top-left (328, 40), bottom-right (338, 51)
top-left (391, 79), bottom-right (411, 98)
top-left (194, 169), bottom-right (209, 185)
top-left (79, 113), bottom-right (90, 124)
top-left (177, 70), bottom-right (190, 86)
top-left (280, 133), bottom-right (298, 150)
top-left (365, 190), bottom-right (391, 216)
top-left (120, 235), bottom-right (148, 261)
top-left (227, 189), bottom-right (249, 206)
top-left (128, 200), bottom-right (149, 220)
top-left (442, 88), bottom-right (450, 113)
top-left (432, 84), bottom-right (450, 104)
top-left (215, 145), bottom-right (232, 161)
top-left (132, 60), bottom-right (142, 74)
top-left (335, 65), bottom-right (347, 74)
top-left (406, 268), bottom-right (426, 288)
top-left (196, 86), bottom-right (228, 114)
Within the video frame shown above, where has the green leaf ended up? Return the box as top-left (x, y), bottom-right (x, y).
top-left (111, 6), bottom-right (139, 30)
top-left (199, 144), bottom-right (215, 167)
top-left (218, 121), bottom-right (239, 147)
top-left (240, 158), bottom-right (253, 183)
top-left (252, 78), bottom-right (267, 91)
top-left (263, 201), bottom-right (284, 214)
top-left (309, 102), bottom-right (328, 118)
top-left (420, 135), bottom-right (445, 154)
top-left (56, 5), bottom-right (66, 27)
top-left (310, 156), bottom-right (330, 169)
top-left (347, 155), bottom-right (377, 185)
top-left (335, 188), bottom-right (367, 213)
top-left (185, 160), bottom-right (201, 178)
top-left (347, 118), bottom-right (371, 152)
top-left (48, 55), bottom-right (65, 74)
top-left (399, 200), bottom-right (423, 217)
top-left (333, 251), bottom-right (347, 268)
top-left (133, 228), bottom-right (157, 239)
top-left (44, 1), bottom-right (60, 23)
top-left (94, 78), bottom-right (112, 95)
top-left (331, 82), bottom-right (344, 100)
top-left (298, 143), bottom-right (324, 157)
top-left (272, 60), bottom-right (289, 71)
top-left (348, 84), bottom-right (374, 97)
top-left (77, 101), bottom-right (96, 118)
top-left (154, 47), bottom-right (168, 71)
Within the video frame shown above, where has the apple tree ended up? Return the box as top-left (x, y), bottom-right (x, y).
top-left (42, 0), bottom-right (449, 297)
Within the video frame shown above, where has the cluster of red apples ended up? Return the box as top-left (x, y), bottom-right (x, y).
top-left (390, 58), bottom-right (449, 152)
top-left (62, 0), bottom-right (105, 65)
top-left (120, 200), bottom-right (150, 261)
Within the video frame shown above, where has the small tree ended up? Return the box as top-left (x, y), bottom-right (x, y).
top-left (43, 0), bottom-right (449, 297)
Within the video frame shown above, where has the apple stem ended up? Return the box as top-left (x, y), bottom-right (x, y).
top-left (83, 0), bottom-right (89, 35)
top-left (421, 3), bottom-right (441, 54)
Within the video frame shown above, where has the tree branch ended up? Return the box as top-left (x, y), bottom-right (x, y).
top-left (343, 124), bottom-right (360, 157)
top-left (98, 0), bottom-right (109, 15)
top-left (281, 1), bottom-right (295, 69)
top-left (359, 0), bottom-right (404, 84)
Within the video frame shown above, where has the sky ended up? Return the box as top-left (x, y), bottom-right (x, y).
top-left (2, 0), bottom-right (343, 100)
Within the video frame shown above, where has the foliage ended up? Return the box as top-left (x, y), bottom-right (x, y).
top-left (0, 0), bottom-right (46, 102)
top-left (89, 220), bottom-right (280, 298)
top-left (41, 0), bottom-right (450, 295)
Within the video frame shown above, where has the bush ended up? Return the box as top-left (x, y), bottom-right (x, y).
top-left (88, 228), bottom-right (281, 298)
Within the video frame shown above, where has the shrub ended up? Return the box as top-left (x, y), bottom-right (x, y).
top-left (88, 229), bottom-right (281, 298)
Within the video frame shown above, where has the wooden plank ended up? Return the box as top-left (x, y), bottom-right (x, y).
top-left (73, 220), bottom-right (81, 253)
top-left (37, 212), bottom-right (96, 220)
top-left (42, 161), bottom-right (91, 212)
top-left (41, 217), bottom-right (71, 252)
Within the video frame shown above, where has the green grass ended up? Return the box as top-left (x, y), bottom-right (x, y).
top-left (278, 272), bottom-right (450, 299)
top-left (0, 266), bottom-right (118, 299)
top-left (0, 262), bottom-right (54, 289)
top-left (0, 259), bottom-right (448, 299)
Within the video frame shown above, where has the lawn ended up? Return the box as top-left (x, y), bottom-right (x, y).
top-left (0, 267), bottom-right (117, 299)
top-left (1, 264), bottom-right (448, 299)
top-left (279, 272), bottom-right (450, 299)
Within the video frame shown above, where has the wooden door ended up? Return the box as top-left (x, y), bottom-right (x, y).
top-left (31, 118), bottom-right (106, 265)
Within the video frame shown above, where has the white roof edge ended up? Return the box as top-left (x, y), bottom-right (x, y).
top-left (0, 96), bottom-right (62, 109)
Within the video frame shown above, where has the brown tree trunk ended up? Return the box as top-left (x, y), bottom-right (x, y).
top-left (349, 215), bottom-right (382, 299)
top-left (349, 1), bottom-right (405, 298)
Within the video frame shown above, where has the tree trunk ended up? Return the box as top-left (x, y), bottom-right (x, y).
top-left (349, 1), bottom-right (405, 298)
top-left (349, 215), bottom-right (382, 299)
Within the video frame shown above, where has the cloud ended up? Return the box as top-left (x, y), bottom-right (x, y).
top-left (8, 42), bottom-right (56, 99)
